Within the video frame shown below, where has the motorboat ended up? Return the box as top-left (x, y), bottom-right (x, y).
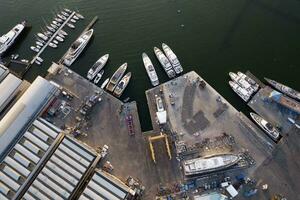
top-left (237, 72), bottom-right (258, 87)
top-left (55, 35), bottom-right (64, 42)
top-left (64, 8), bottom-right (72, 13)
top-left (52, 20), bottom-right (61, 27)
top-left (250, 112), bottom-right (280, 141)
top-left (52, 40), bottom-right (59, 44)
top-left (142, 53), bottom-right (159, 86)
top-left (30, 46), bottom-right (39, 53)
top-left (63, 29), bottom-right (93, 66)
top-left (61, 11), bottom-right (69, 17)
top-left (0, 21), bottom-right (26, 55)
top-left (183, 154), bottom-right (240, 176)
top-left (50, 23), bottom-right (58, 29)
top-left (46, 25), bottom-right (56, 32)
top-left (73, 15), bottom-right (79, 20)
top-left (36, 38), bottom-right (45, 44)
top-left (162, 43), bottom-right (183, 74)
top-left (265, 78), bottom-right (300, 102)
top-left (58, 33), bottom-right (65, 38)
top-left (21, 59), bottom-right (29, 63)
top-left (54, 17), bottom-right (63, 23)
top-left (36, 45), bottom-right (41, 49)
top-left (76, 13), bottom-right (84, 19)
top-left (57, 14), bottom-right (67, 21)
top-left (87, 54), bottom-right (109, 80)
top-left (36, 56), bottom-right (43, 62)
top-left (113, 72), bottom-right (131, 97)
top-left (154, 47), bottom-right (176, 78)
top-left (35, 60), bottom-right (41, 65)
top-left (229, 72), bottom-right (257, 93)
top-left (106, 63), bottom-right (127, 92)
top-left (49, 42), bottom-right (57, 48)
top-left (59, 29), bottom-right (68, 36)
top-left (44, 31), bottom-right (52, 37)
top-left (101, 78), bottom-right (109, 89)
top-left (94, 70), bottom-right (105, 84)
top-left (36, 41), bottom-right (44, 47)
top-left (70, 19), bottom-right (76, 23)
top-left (229, 81), bottom-right (251, 102)
top-left (37, 33), bottom-right (47, 41)
top-left (67, 23), bottom-right (75, 29)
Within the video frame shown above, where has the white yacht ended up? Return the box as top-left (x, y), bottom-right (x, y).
top-left (154, 47), bottom-right (176, 78)
top-left (59, 29), bottom-right (68, 36)
top-left (101, 78), bottom-right (110, 89)
top-left (250, 112), bottom-right (280, 141)
top-left (106, 63), bottom-right (127, 92)
top-left (237, 71), bottom-right (259, 89)
top-left (63, 29), bottom-right (93, 66)
top-left (67, 23), bottom-right (75, 29)
top-left (162, 43), bottom-right (183, 74)
top-left (229, 81), bottom-right (251, 102)
top-left (229, 72), bottom-right (256, 94)
top-left (87, 54), bottom-right (109, 80)
top-left (0, 21), bottom-right (26, 55)
top-left (142, 53), bottom-right (159, 86)
top-left (37, 33), bottom-right (48, 41)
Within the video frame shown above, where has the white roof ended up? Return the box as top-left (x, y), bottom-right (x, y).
top-left (0, 74), bottom-right (21, 113)
top-left (194, 192), bottom-right (228, 200)
top-left (0, 76), bottom-right (58, 156)
top-left (226, 185), bottom-right (238, 197)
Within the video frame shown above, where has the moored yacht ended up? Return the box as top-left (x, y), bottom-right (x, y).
top-left (229, 72), bottom-right (257, 93)
top-left (250, 112), bottom-right (280, 141)
top-left (113, 72), bottom-right (131, 97)
top-left (63, 29), bottom-right (93, 66)
top-left (101, 78), bottom-right (110, 89)
top-left (87, 54), bottom-right (109, 80)
top-left (237, 71), bottom-right (258, 88)
top-left (229, 81), bottom-right (251, 102)
top-left (94, 70), bottom-right (105, 84)
top-left (154, 47), bottom-right (175, 78)
top-left (106, 63), bottom-right (127, 92)
top-left (162, 43), bottom-right (183, 74)
top-left (142, 53), bottom-right (159, 86)
top-left (0, 21), bottom-right (26, 55)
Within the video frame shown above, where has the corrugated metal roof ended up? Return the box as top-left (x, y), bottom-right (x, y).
top-left (0, 73), bottom-right (22, 113)
top-left (0, 76), bottom-right (58, 157)
top-left (22, 135), bottom-right (96, 200)
top-left (79, 170), bottom-right (132, 200)
top-left (0, 118), bottom-right (60, 199)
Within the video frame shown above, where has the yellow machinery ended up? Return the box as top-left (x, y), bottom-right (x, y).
top-left (148, 133), bottom-right (172, 163)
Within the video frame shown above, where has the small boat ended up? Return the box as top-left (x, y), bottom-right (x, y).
top-left (73, 15), bottom-right (79, 20)
top-left (63, 29), bottom-right (94, 66)
top-left (61, 11), bottom-right (69, 17)
top-left (58, 33), bottom-right (65, 38)
top-left (46, 25), bottom-right (56, 32)
top-left (76, 13), bottom-right (84, 19)
top-left (11, 54), bottom-right (19, 60)
top-left (49, 42), bottom-right (57, 48)
top-left (64, 8), bottom-right (72, 13)
top-left (44, 31), bottom-right (52, 37)
top-left (59, 29), bottom-right (68, 36)
top-left (67, 23), bottom-right (75, 29)
top-left (142, 53), bottom-right (159, 86)
top-left (37, 33), bottom-right (48, 41)
top-left (106, 63), bottom-right (127, 92)
top-left (21, 59), bottom-right (29, 63)
top-left (94, 70), bottom-right (105, 84)
top-left (87, 54), bottom-right (109, 80)
top-left (52, 39), bottom-right (59, 44)
top-left (35, 60), bottom-right (41, 65)
top-left (183, 154), bottom-right (240, 176)
top-left (30, 46), bottom-right (39, 52)
top-left (113, 72), bottom-right (132, 97)
top-left (54, 17), bottom-right (63, 23)
top-left (250, 112), bottom-right (280, 141)
top-left (36, 56), bottom-right (43, 62)
top-left (162, 43), bottom-right (183, 74)
top-left (36, 45), bottom-right (41, 49)
top-left (50, 23), bottom-right (58, 29)
top-left (57, 14), bottom-right (67, 21)
top-left (264, 78), bottom-right (300, 102)
top-left (52, 20), bottom-right (61, 27)
top-left (55, 36), bottom-right (64, 42)
top-left (154, 47), bottom-right (176, 78)
top-left (288, 118), bottom-right (300, 129)
top-left (101, 78), bottom-right (109, 89)
top-left (36, 41), bottom-right (44, 46)
top-left (70, 19), bottom-right (76, 23)
top-left (36, 38), bottom-right (46, 44)
top-left (229, 81), bottom-right (251, 102)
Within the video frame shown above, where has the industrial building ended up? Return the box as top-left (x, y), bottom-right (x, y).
top-left (0, 75), bottom-right (139, 200)
top-left (0, 64), bottom-right (22, 114)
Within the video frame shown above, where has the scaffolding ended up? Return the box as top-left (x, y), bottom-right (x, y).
top-left (148, 133), bottom-right (172, 163)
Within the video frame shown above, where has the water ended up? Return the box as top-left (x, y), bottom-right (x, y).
top-left (0, 0), bottom-right (299, 131)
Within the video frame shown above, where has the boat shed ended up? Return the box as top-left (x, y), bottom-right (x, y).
top-left (0, 74), bottom-right (22, 114)
top-left (78, 169), bottom-right (135, 200)
top-left (0, 76), bottom-right (59, 158)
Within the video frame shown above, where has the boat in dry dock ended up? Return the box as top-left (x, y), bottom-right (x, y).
top-left (113, 72), bottom-right (131, 97)
top-left (106, 63), bottom-right (127, 92)
top-left (229, 81), bottom-right (251, 102)
top-left (162, 43), bottom-right (183, 74)
top-left (264, 78), bottom-right (300, 102)
top-left (142, 53), bottom-right (159, 86)
top-left (250, 112), bottom-right (280, 141)
top-left (183, 154), bottom-right (240, 176)
top-left (63, 29), bottom-right (93, 66)
top-left (87, 54), bottom-right (109, 80)
top-left (154, 47), bottom-right (176, 78)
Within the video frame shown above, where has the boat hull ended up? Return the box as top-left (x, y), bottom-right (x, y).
top-left (106, 63), bottom-right (127, 92)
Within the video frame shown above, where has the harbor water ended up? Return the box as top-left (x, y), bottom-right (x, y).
top-left (0, 0), bottom-right (299, 131)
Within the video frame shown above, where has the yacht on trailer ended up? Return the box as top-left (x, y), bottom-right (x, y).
top-left (0, 21), bottom-right (26, 55)
top-left (87, 54), bottom-right (109, 80)
top-left (162, 43), bottom-right (183, 74)
top-left (142, 53), bottom-right (159, 86)
top-left (154, 47), bottom-right (176, 78)
top-left (63, 29), bottom-right (93, 66)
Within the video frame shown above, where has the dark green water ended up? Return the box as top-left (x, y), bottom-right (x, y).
top-left (0, 0), bottom-right (300, 131)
